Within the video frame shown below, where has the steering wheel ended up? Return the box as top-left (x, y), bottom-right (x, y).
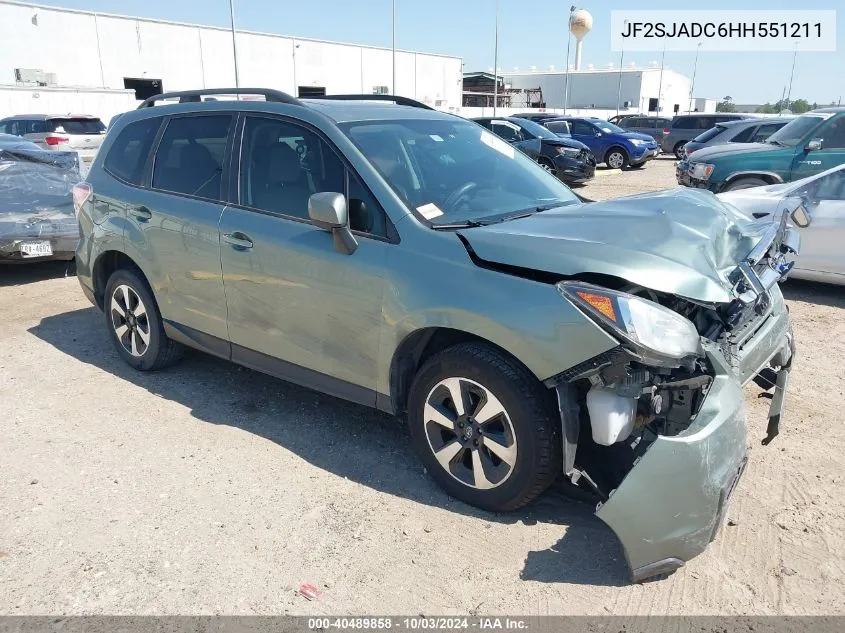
top-left (444, 181), bottom-right (479, 208)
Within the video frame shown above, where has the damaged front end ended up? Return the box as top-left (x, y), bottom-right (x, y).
top-left (547, 211), bottom-right (799, 582)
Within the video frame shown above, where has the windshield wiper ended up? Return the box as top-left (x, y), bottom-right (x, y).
top-left (430, 219), bottom-right (486, 230)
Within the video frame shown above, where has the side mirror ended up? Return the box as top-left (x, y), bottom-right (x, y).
top-left (790, 204), bottom-right (811, 228)
top-left (595, 132), bottom-right (603, 137)
top-left (308, 192), bottom-right (358, 255)
top-left (805, 138), bottom-right (823, 151)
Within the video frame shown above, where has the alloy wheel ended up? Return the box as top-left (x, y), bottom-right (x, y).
top-left (540, 162), bottom-right (553, 173)
top-left (422, 377), bottom-right (517, 490)
top-left (110, 284), bottom-right (151, 357)
top-left (607, 151), bottom-right (624, 169)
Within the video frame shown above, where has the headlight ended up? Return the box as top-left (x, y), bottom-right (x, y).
top-left (691, 162), bottom-right (715, 180)
top-left (555, 146), bottom-right (580, 156)
top-left (557, 282), bottom-right (702, 365)
top-left (629, 139), bottom-right (647, 146)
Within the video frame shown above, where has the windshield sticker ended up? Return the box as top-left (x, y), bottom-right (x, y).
top-left (429, 134), bottom-right (444, 142)
top-left (417, 203), bottom-right (444, 220)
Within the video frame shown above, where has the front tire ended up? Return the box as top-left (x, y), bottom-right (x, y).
top-left (605, 147), bottom-right (629, 169)
top-left (407, 343), bottom-right (561, 512)
top-left (673, 142), bottom-right (686, 160)
top-left (104, 268), bottom-right (183, 371)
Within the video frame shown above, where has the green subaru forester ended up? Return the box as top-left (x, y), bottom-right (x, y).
top-left (678, 107), bottom-right (845, 192)
top-left (75, 89), bottom-right (798, 582)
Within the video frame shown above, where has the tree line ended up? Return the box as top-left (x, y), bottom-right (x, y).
top-left (716, 95), bottom-right (839, 114)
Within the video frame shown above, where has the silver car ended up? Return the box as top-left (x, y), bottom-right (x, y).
top-left (0, 114), bottom-right (106, 168)
top-left (719, 163), bottom-right (845, 284)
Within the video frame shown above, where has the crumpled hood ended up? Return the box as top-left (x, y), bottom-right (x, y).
top-left (687, 142), bottom-right (778, 161)
top-left (459, 188), bottom-right (766, 303)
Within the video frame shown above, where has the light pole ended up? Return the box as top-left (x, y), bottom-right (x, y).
top-left (563, 5), bottom-right (575, 114)
top-left (615, 30), bottom-right (624, 117)
top-left (392, 0), bottom-right (396, 95)
top-left (492, 0), bottom-right (499, 115)
top-left (785, 46), bottom-right (798, 112)
top-left (655, 42), bottom-right (666, 114)
top-left (228, 0), bottom-right (240, 88)
top-left (688, 42), bottom-right (701, 113)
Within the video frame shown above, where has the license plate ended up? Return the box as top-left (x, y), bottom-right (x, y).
top-left (20, 240), bottom-right (53, 258)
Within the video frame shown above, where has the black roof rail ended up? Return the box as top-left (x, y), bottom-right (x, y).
top-left (137, 88), bottom-right (301, 109)
top-left (303, 94), bottom-right (435, 111)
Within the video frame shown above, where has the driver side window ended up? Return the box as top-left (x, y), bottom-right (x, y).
top-left (818, 116), bottom-right (845, 149)
top-left (570, 121), bottom-right (595, 136)
top-left (490, 121), bottom-right (522, 142)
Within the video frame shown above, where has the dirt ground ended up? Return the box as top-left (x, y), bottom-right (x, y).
top-left (1, 158), bottom-right (844, 615)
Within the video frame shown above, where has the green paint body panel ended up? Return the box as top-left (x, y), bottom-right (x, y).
top-left (75, 96), bottom-right (797, 583)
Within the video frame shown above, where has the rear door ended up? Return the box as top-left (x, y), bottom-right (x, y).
top-left (123, 113), bottom-right (233, 345)
top-left (218, 114), bottom-right (388, 400)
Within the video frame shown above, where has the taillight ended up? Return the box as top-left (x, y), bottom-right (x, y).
top-left (45, 135), bottom-right (69, 146)
top-left (72, 182), bottom-right (92, 217)
top-left (662, 128), bottom-right (670, 135)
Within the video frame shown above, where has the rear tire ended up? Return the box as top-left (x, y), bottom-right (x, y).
top-left (104, 268), bottom-right (183, 371)
top-left (407, 343), bottom-right (561, 512)
top-left (605, 147), bottom-right (629, 169)
top-left (723, 177), bottom-right (769, 191)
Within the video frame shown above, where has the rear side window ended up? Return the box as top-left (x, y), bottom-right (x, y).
top-left (672, 117), bottom-right (698, 129)
top-left (749, 123), bottom-right (783, 143)
top-left (730, 126), bottom-right (755, 142)
top-left (693, 125), bottom-right (725, 143)
top-left (103, 117), bottom-right (161, 186)
top-left (152, 115), bottom-right (232, 201)
top-left (49, 118), bottom-right (106, 135)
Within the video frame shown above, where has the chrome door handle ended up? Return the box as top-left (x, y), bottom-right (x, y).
top-left (222, 232), bottom-right (254, 250)
top-left (134, 206), bottom-right (152, 222)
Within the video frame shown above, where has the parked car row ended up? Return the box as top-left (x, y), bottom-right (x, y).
top-left (0, 114), bottom-right (107, 168)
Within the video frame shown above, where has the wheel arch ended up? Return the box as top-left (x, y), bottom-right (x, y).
top-left (721, 171), bottom-right (784, 190)
top-left (388, 327), bottom-right (538, 418)
top-left (91, 250), bottom-right (146, 310)
top-left (604, 144), bottom-right (629, 163)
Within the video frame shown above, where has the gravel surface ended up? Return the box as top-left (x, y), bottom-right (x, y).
top-left (1, 158), bottom-right (843, 615)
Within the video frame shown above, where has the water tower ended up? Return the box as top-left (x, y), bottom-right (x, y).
top-left (570, 8), bottom-right (593, 71)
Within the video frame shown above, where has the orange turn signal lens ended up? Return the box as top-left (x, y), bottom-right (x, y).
top-left (576, 291), bottom-right (617, 323)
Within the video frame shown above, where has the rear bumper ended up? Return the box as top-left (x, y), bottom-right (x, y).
top-left (0, 233), bottom-right (78, 262)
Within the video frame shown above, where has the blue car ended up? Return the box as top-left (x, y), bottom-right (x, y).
top-left (539, 117), bottom-right (659, 169)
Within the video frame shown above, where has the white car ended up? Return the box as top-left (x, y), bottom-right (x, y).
top-left (719, 163), bottom-right (845, 285)
top-left (0, 114), bottom-right (106, 169)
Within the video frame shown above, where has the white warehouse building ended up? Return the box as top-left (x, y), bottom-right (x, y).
top-left (504, 67), bottom-right (694, 116)
top-left (0, 0), bottom-right (463, 120)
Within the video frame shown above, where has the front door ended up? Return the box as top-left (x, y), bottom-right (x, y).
top-left (569, 120), bottom-right (602, 158)
top-left (219, 114), bottom-right (389, 402)
top-left (791, 114), bottom-right (845, 182)
top-left (795, 168), bottom-right (845, 277)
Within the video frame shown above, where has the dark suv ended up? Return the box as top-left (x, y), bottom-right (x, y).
top-left (662, 113), bottom-right (753, 159)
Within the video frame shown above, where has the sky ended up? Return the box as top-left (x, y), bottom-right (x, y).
top-left (25, 0), bottom-right (845, 105)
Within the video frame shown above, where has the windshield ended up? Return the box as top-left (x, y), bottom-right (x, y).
top-left (765, 114), bottom-right (830, 147)
top-left (515, 118), bottom-right (558, 140)
top-left (692, 125), bottom-right (726, 143)
top-left (340, 118), bottom-right (579, 226)
top-left (595, 121), bottom-right (625, 134)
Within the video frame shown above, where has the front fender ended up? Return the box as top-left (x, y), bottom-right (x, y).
top-left (377, 231), bottom-right (619, 395)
